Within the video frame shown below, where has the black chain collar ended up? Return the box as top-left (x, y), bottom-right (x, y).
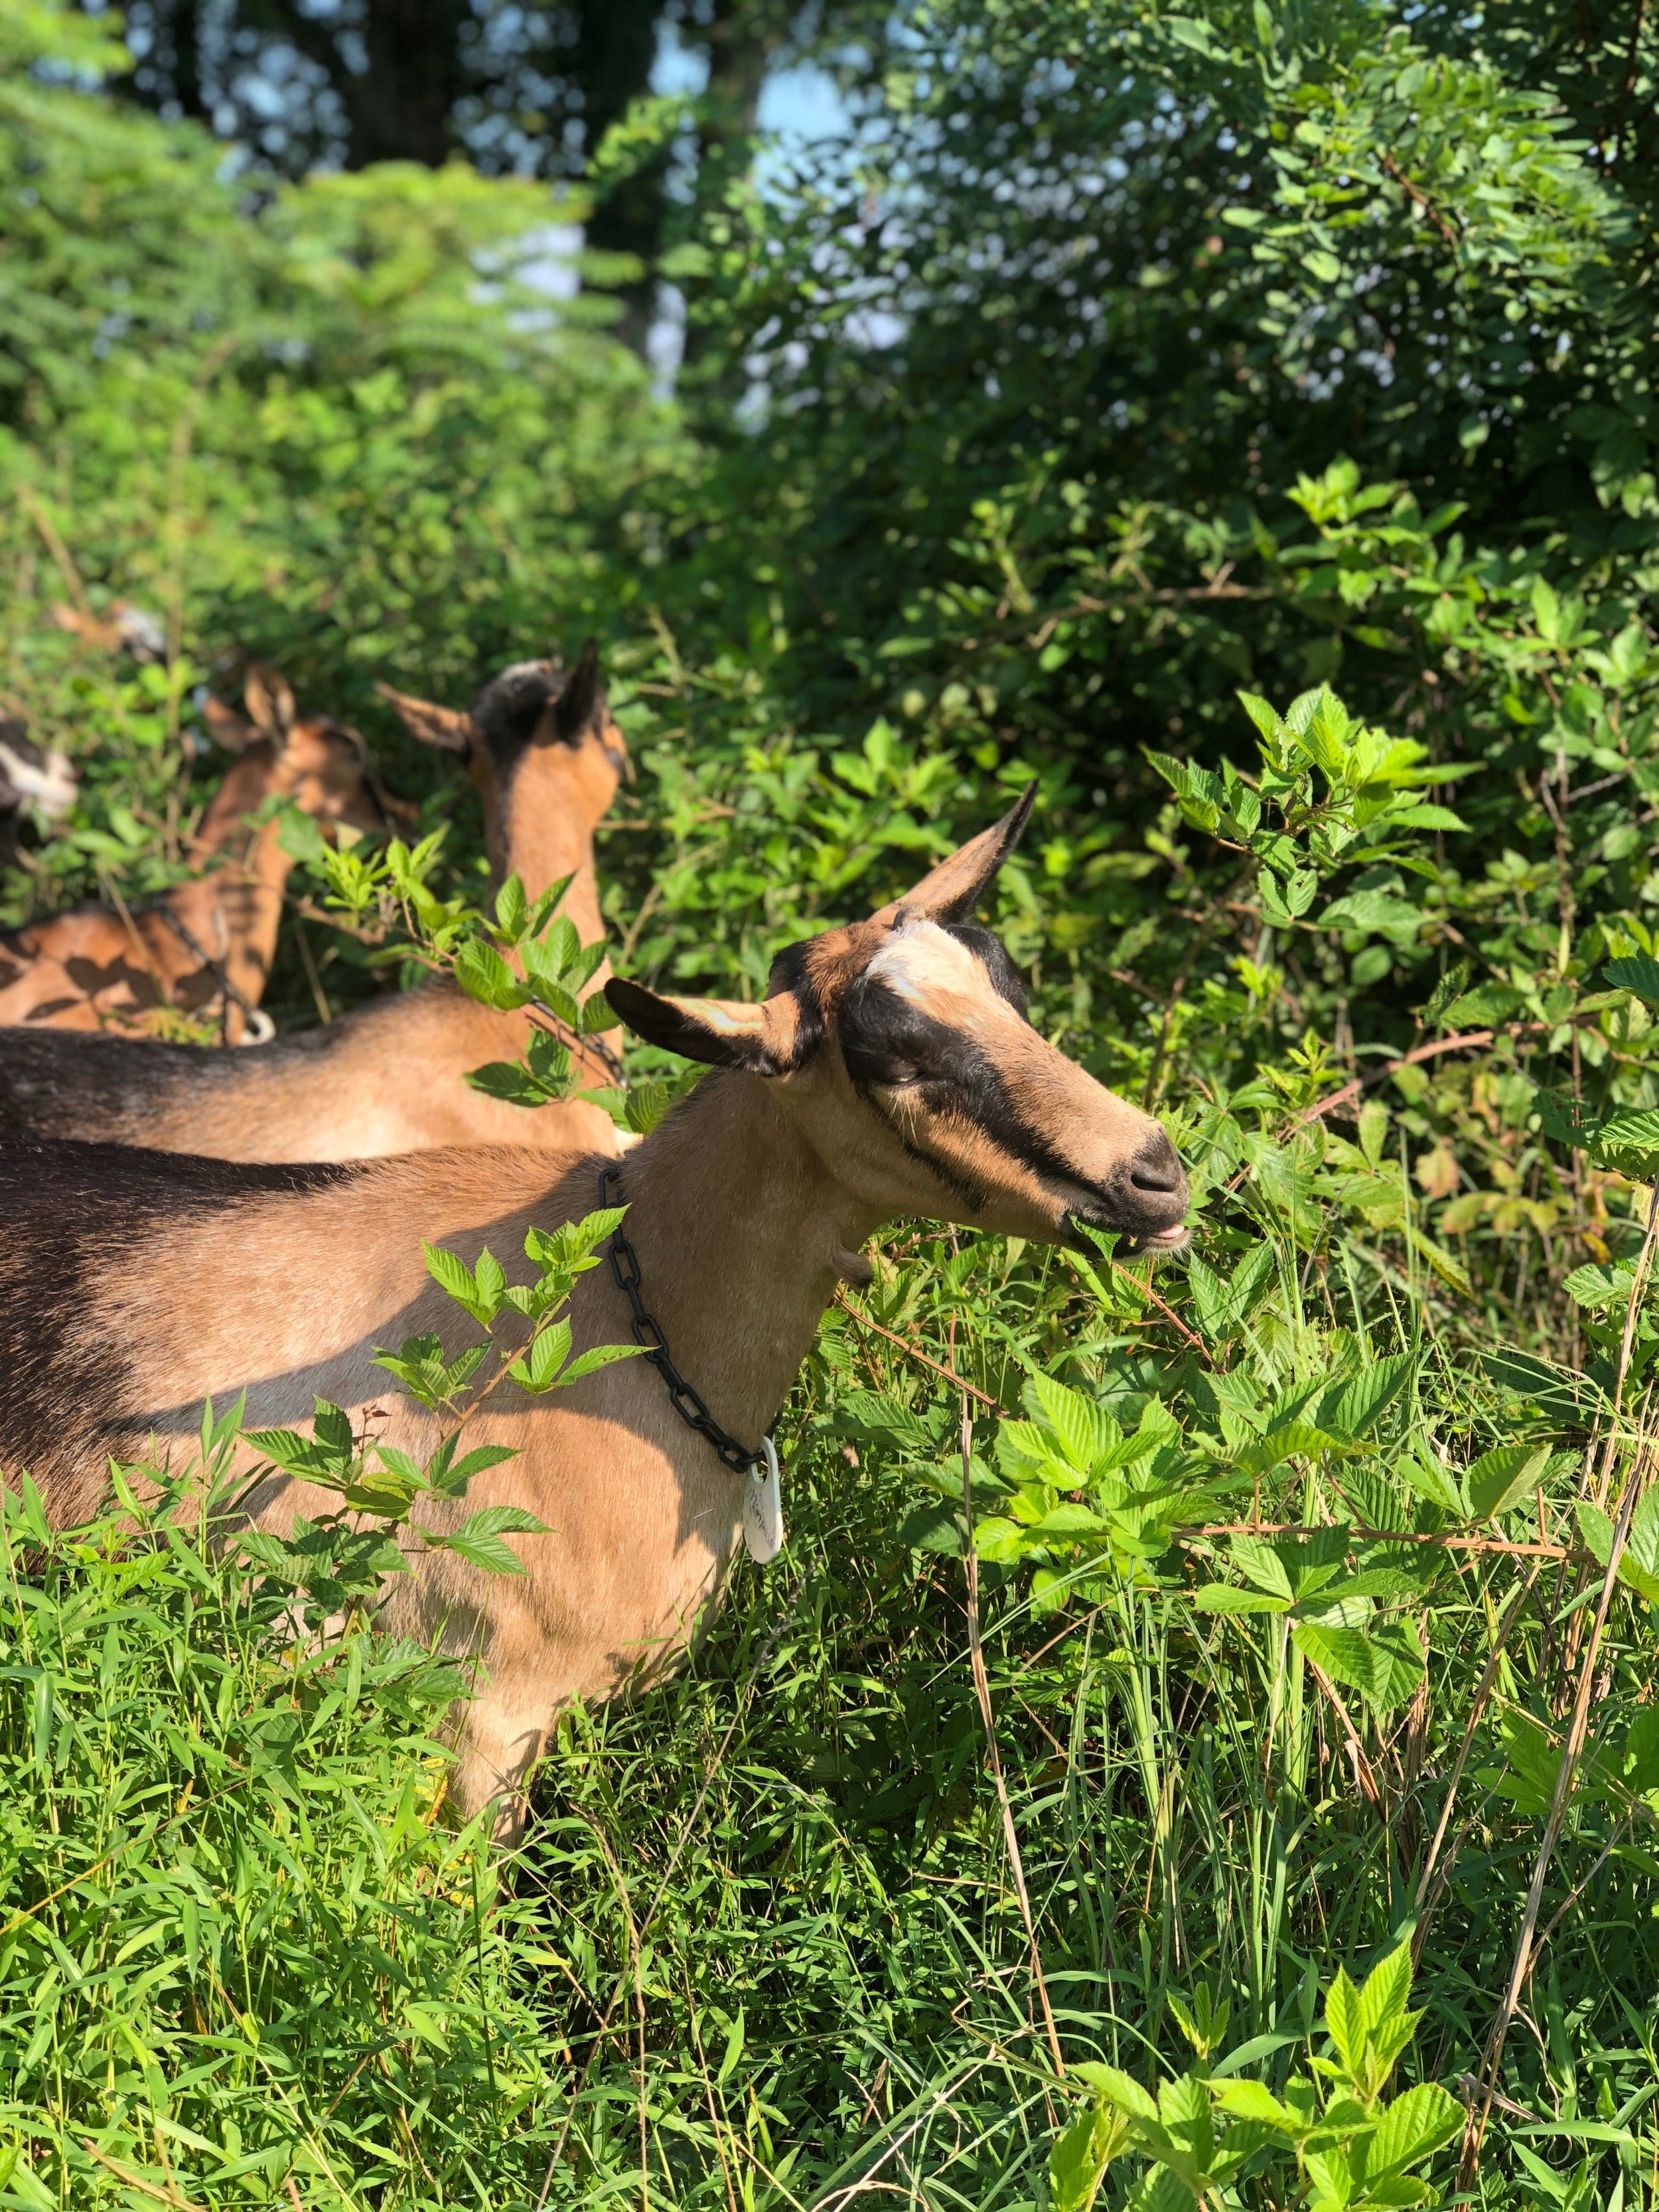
top-left (599, 1163), bottom-right (770, 1473)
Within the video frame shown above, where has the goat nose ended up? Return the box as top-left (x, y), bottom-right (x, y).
top-left (1129, 1131), bottom-right (1185, 1195)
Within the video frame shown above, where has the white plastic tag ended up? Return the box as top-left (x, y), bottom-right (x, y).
top-left (742, 1435), bottom-right (785, 1564)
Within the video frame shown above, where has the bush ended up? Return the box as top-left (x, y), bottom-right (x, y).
top-left (7, 0), bottom-right (1659, 2203)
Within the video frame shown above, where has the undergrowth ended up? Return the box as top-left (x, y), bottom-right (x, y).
top-left (9, 0), bottom-right (1659, 2201)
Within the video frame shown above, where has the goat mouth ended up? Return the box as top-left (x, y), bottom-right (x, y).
top-left (1062, 1207), bottom-right (1190, 1259)
top-left (1122, 1221), bottom-right (1191, 1256)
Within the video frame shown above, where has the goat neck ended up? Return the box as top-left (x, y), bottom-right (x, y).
top-left (185, 741), bottom-right (287, 863)
top-left (488, 738), bottom-right (613, 950)
top-left (611, 1069), bottom-right (877, 1448)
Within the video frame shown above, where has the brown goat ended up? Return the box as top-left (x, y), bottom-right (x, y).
top-left (0, 671), bottom-right (398, 1042)
top-left (0, 794), bottom-right (1190, 1834)
top-left (0, 647), bottom-right (626, 1159)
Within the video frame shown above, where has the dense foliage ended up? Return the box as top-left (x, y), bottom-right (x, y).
top-left (7, 0), bottom-right (1659, 2203)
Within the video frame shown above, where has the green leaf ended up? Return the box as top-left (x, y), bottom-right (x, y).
top-left (1579, 1499), bottom-right (1659, 1606)
top-left (495, 872), bottom-right (529, 939)
top-left (1536, 1090), bottom-right (1597, 1149)
top-left (1234, 1422), bottom-right (1333, 1476)
top-left (1605, 956), bottom-right (1659, 1005)
top-left (475, 1248), bottom-right (506, 1311)
top-left (1163, 15), bottom-right (1220, 54)
top-left (1358, 1943), bottom-right (1412, 2035)
top-left (1595, 1108), bottom-right (1659, 1161)
top-left (1482, 1708), bottom-right (1567, 1816)
top-left (1319, 889), bottom-right (1422, 936)
top-left (244, 1425), bottom-right (349, 1481)
top-left (1625, 1706), bottom-right (1659, 1793)
top-left (1318, 1355), bottom-right (1413, 1443)
top-left (453, 938), bottom-right (530, 1011)
top-left (973, 1515), bottom-right (1028, 1562)
top-left (1210, 2079), bottom-right (1299, 2130)
top-left (1031, 1502), bottom-right (1113, 1540)
top-left (1071, 2063), bottom-right (1160, 2124)
top-left (524, 1206), bottom-right (628, 1276)
top-left (425, 1505), bottom-right (547, 1576)
top-left (1384, 802), bottom-right (1467, 831)
top-left (423, 1242), bottom-right (500, 1325)
top-left (313, 1398), bottom-right (354, 1459)
top-left (1190, 1585), bottom-right (1291, 1614)
top-left (1229, 1534), bottom-right (1298, 1598)
top-left (342, 1466), bottom-right (419, 1516)
top-left (903, 1499), bottom-right (968, 1554)
top-left (1293, 1614), bottom-right (1425, 1709)
top-left (1564, 1261), bottom-right (1640, 1310)
top-left (1024, 1372), bottom-right (1117, 1472)
top-left (1048, 2099), bottom-right (1128, 2212)
top-left (1364, 2083), bottom-right (1463, 2177)
top-left (433, 1441), bottom-right (518, 1493)
top-left (1189, 1242), bottom-right (1275, 1343)
top-left (465, 1057), bottom-right (567, 1107)
top-left (1323, 1965), bottom-right (1364, 2078)
top-left (555, 1341), bottom-right (648, 1386)
top-left (1441, 983), bottom-right (1524, 1027)
top-left (1466, 1441), bottom-right (1550, 1520)
top-left (507, 1318), bottom-right (572, 1392)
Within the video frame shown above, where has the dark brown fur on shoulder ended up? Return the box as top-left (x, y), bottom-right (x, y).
top-left (0, 1140), bottom-right (355, 1512)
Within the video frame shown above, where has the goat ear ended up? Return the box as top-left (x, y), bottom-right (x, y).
top-left (202, 695), bottom-right (255, 754)
top-left (244, 665), bottom-right (296, 742)
top-left (375, 681), bottom-right (474, 754)
top-left (873, 783), bottom-right (1036, 924)
top-left (551, 637), bottom-right (605, 744)
top-left (604, 977), bottom-right (800, 1076)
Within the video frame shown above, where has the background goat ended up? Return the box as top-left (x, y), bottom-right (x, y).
top-left (0, 669), bottom-right (397, 1041)
top-left (0, 795), bottom-right (1189, 1834)
top-left (0, 644), bottom-right (625, 1157)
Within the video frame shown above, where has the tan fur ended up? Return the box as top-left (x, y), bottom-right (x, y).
top-left (0, 711), bottom-right (393, 1039)
top-left (5, 805), bottom-right (1189, 1838)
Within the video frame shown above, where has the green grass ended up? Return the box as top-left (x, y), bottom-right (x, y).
top-left (9, 1193), bottom-right (1659, 2211)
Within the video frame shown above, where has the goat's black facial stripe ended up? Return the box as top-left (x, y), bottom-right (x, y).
top-left (859, 1085), bottom-right (990, 1213)
top-left (839, 974), bottom-right (1081, 1191)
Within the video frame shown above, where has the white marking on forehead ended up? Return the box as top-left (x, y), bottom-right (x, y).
top-left (865, 919), bottom-right (988, 1006)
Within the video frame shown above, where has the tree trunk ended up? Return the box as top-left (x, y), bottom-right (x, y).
top-left (339, 0), bottom-right (471, 169)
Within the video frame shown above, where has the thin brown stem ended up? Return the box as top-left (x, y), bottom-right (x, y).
top-left (294, 917), bottom-right (332, 1025)
top-left (833, 1291), bottom-right (1004, 1410)
top-left (15, 484), bottom-right (90, 614)
top-left (1378, 151), bottom-right (1461, 246)
top-left (1304, 1655), bottom-right (1384, 1814)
